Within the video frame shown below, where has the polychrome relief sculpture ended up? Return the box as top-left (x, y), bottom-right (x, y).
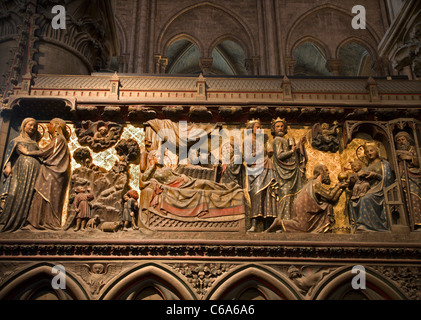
top-left (311, 122), bottom-right (340, 153)
top-left (72, 186), bottom-right (95, 232)
top-left (394, 131), bottom-right (421, 230)
top-left (75, 120), bottom-right (123, 152)
top-left (18, 118), bottom-right (71, 231)
top-left (1, 115), bottom-right (420, 235)
top-left (266, 164), bottom-right (347, 233)
top-left (0, 118), bottom-right (42, 232)
top-left (64, 138), bottom-right (139, 231)
top-left (269, 118), bottom-right (307, 225)
top-left (140, 150), bottom-right (246, 231)
top-left (348, 142), bottom-right (393, 232)
top-left (244, 119), bottom-right (278, 232)
top-left (121, 190), bottom-right (140, 230)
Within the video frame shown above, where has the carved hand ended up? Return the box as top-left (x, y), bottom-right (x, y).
top-left (398, 153), bottom-right (412, 161)
top-left (339, 181), bottom-right (349, 189)
top-left (17, 145), bottom-right (29, 155)
top-left (3, 163), bottom-right (11, 177)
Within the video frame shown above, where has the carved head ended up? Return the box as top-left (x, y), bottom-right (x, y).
top-left (20, 118), bottom-right (41, 141)
top-left (246, 118), bottom-right (261, 135)
top-left (363, 142), bottom-right (380, 162)
top-left (126, 190), bottom-right (139, 200)
top-left (395, 131), bottom-right (413, 151)
top-left (75, 186), bottom-right (86, 193)
top-left (321, 123), bottom-right (329, 130)
top-left (313, 164), bottom-right (330, 185)
top-left (287, 265), bottom-right (301, 279)
top-left (98, 126), bottom-right (108, 136)
top-left (92, 264), bottom-right (105, 274)
top-left (271, 117), bottom-right (287, 137)
top-left (148, 149), bottom-right (163, 166)
top-left (350, 159), bottom-right (365, 173)
top-left (49, 118), bottom-right (70, 142)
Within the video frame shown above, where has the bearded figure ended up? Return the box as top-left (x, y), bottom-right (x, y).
top-left (395, 131), bottom-right (421, 229)
top-left (266, 164), bottom-right (347, 233)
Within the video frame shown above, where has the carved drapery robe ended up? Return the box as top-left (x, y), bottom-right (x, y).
top-left (0, 137), bottom-right (41, 232)
top-left (272, 136), bottom-right (307, 220)
top-left (397, 146), bottom-right (421, 226)
top-left (349, 160), bottom-right (393, 232)
top-left (244, 135), bottom-right (278, 220)
top-left (143, 165), bottom-right (245, 219)
top-left (279, 179), bottom-right (341, 233)
top-left (25, 135), bottom-right (71, 230)
top-left (74, 191), bottom-right (94, 219)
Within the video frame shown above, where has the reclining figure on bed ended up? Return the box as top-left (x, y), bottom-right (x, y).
top-left (139, 150), bottom-right (246, 220)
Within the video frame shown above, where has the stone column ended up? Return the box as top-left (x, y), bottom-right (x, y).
top-left (284, 57), bottom-right (296, 76)
top-left (263, 0), bottom-right (279, 75)
top-left (253, 56), bottom-right (261, 75)
top-left (245, 59), bottom-right (254, 75)
top-left (159, 57), bottom-right (168, 74)
top-left (153, 54), bottom-right (161, 74)
top-left (135, 0), bottom-right (150, 73)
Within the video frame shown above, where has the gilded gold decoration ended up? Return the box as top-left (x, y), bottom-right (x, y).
top-left (36, 122), bottom-right (389, 232)
top-left (38, 123), bottom-right (145, 226)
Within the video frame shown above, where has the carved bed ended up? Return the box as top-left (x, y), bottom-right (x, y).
top-left (140, 164), bottom-right (246, 233)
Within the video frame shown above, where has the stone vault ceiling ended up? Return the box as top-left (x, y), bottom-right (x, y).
top-left (166, 39), bottom-right (248, 75)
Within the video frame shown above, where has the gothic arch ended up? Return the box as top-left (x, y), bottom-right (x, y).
top-left (0, 263), bottom-right (88, 300)
top-left (312, 266), bottom-right (407, 300)
top-left (208, 34), bottom-right (250, 58)
top-left (346, 121), bottom-right (394, 162)
top-left (114, 15), bottom-right (128, 54)
top-left (336, 38), bottom-right (379, 76)
top-left (290, 36), bottom-right (331, 61)
top-left (0, 11), bottom-right (20, 40)
top-left (156, 2), bottom-right (256, 59)
top-left (291, 39), bottom-right (331, 76)
top-left (285, 4), bottom-right (381, 57)
top-left (100, 263), bottom-right (196, 300)
top-left (163, 33), bottom-right (204, 58)
top-left (335, 37), bottom-right (378, 62)
top-left (164, 34), bottom-right (202, 74)
top-left (206, 264), bottom-right (301, 300)
top-left (208, 35), bottom-right (249, 75)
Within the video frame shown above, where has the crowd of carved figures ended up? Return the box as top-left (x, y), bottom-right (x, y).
top-left (0, 115), bottom-right (420, 234)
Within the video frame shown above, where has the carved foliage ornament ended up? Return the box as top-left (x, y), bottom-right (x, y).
top-left (172, 263), bottom-right (233, 298)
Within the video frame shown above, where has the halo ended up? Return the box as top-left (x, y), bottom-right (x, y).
top-left (356, 145), bottom-right (368, 166)
top-left (38, 124), bottom-right (45, 139)
top-left (66, 124), bottom-right (72, 137)
top-left (45, 122), bottom-right (72, 140)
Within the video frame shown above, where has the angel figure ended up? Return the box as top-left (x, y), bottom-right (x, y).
top-left (311, 122), bottom-right (340, 153)
top-left (75, 120), bottom-right (123, 152)
top-left (76, 263), bottom-right (122, 295)
top-left (287, 265), bottom-right (332, 296)
top-left (92, 125), bottom-right (120, 148)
